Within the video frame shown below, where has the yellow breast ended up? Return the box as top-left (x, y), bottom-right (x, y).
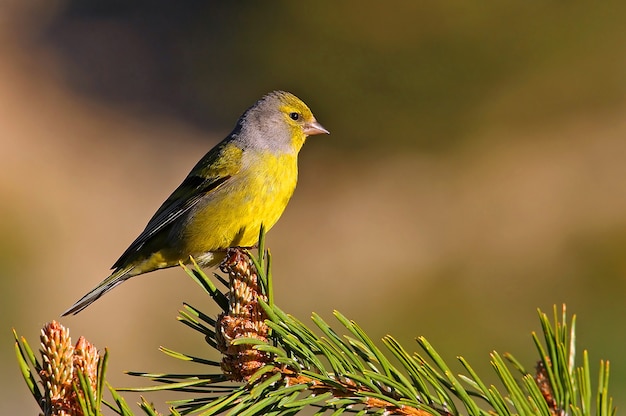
top-left (182, 151), bottom-right (298, 254)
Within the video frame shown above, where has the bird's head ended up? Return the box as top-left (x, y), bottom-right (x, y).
top-left (239, 91), bottom-right (329, 153)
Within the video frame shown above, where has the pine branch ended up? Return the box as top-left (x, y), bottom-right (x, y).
top-left (122, 236), bottom-right (616, 416)
top-left (14, 230), bottom-right (617, 415)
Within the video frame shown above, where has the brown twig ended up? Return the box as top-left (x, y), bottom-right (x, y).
top-left (535, 359), bottom-right (564, 416)
top-left (215, 248), bottom-right (271, 381)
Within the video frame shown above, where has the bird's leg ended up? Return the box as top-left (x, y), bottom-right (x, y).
top-left (236, 245), bottom-right (258, 250)
top-left (214, 245), bottom-right (258, 254)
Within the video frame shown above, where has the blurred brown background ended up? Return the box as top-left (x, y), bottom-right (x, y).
top-left (3, 1), bottom-right (626, 413)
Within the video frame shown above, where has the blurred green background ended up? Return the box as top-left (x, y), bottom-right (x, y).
top-left (3, 1), bottom-right (626, 413)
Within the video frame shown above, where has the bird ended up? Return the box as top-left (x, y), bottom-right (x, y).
top-left (62, 91), bottom-right (328, 315)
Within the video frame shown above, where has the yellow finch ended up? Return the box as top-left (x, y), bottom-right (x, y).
top-left (62, 91), bottom-right (328, 315)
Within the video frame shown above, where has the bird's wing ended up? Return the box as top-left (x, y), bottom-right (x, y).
top-left (111, 141), bottom-right (243, 269)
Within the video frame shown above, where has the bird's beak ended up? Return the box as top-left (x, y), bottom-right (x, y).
top-left (303, 120), bottom-right (330, 136)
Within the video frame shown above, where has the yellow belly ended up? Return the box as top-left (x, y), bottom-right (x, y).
top-left (181, 151), bottom-right (298, 256)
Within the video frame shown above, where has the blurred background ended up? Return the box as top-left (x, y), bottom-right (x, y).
top-left (3, 1), bottom-right (626, 413)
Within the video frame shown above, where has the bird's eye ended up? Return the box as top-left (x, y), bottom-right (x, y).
top-left (289, 112), bottom-right (300, 121)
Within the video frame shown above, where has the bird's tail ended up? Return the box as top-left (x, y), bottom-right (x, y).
top-left (61, 266), bottom-right (135, 316)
